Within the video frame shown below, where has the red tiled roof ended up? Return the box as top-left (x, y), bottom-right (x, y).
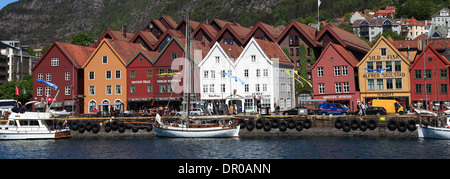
top-left (253, 38), bottom-right (294, 67)
top-left (160, 14), bottom-right (178, 29)
top-left (277, 20), bottom-right (320, 47)
top-left (91, 28), bottom-right (135, 48)
top-left (243, 22), bottom-right (281, 44)
top-left (130, 30), bottom-right (158, 49)
top-left (32, 41), bottom-right (95, 71)
top-left (410, 44), bottom-right (450, 70)
top-left (218, 42), bottom-right (243, 62)
top-left (311, 43), bottom-right (358, 70)
top-left (317, 24), bottom-right (371, 52)
top-left (105, 39), bottom-right (148, 65)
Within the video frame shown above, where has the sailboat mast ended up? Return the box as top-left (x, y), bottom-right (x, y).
top-left (186, 12), bottom-right (191, 118)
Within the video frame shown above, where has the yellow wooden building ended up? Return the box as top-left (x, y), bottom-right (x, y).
top-left (357, 36), bottom-right (412, 106)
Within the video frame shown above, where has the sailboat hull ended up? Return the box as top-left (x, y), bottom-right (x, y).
top-left (153, 125), bottom-right (240, 138)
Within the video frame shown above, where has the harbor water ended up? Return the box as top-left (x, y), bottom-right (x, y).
top-left (0, 135), bottom-right (449, 159)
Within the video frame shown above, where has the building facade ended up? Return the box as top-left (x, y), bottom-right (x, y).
top-left (431, 8), bottom-right (450, 27)
top-left (311, 43), bottom-right (360, 112)
top-left (410, 44), bottom-right (450, 110)
top-left (353, 18), bottom-right (401, 42)
top-left (357, 36), bottom-right (412, 108)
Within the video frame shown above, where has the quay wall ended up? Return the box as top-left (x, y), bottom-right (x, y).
top-left (68, 115), bottom-right (436, 139)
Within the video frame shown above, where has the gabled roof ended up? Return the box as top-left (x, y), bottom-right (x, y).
top-left (154, 29), bottom-right (185, 50)
top-left (311, 43), bottom-right (358, 70)
top-left (130, 30), bottom-right (158, 50)
top-left (317, 24), bottom-right (371, 53)
top-left (277, 20), bottom-right (320, 47)
top-left (198, 41), bottom-right (243, 67)
top-left (410, 44), bottom-right (450, 70)
top-left (236, 38), bottom-right (293, 68)
top-left (82, 39), bottom-right (146, 68)
top-left (127, 50), bottom-right (160, 66)
top-left (192, 23), bottom-right (219, 42)
top-left (160, 14), bottom-right (178, 29)
top-left (144, 19), bottom-right (167, 34)
top-left (209, 18), bottom-right (240, 31)
top-left (356, 36), bottom-right (410, 67)
top-left (175, 19), bottom-right (202, 32)
top-left (243, 22), bottom-right (281, 44)
top-left (154, 36), bottom-right (211, 65)
top-left (91, 28), bottom-right (135, 48)
top-left (32, 41), bottom-right (95, 71)
top-left (209, 23), bottom-right (251, 47)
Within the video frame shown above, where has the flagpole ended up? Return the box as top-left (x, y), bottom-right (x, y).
top-left (317, 0), bottom-right (320, 31)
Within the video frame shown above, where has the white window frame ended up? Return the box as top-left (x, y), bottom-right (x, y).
top-left (51, 58), bottom-right (59, 66)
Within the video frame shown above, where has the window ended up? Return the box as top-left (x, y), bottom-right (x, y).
top-left (441, 84), bottom-right (448, 94)
top-left (317, 67), bottom-right (324, 77)
top-left (245, 84), bottom-right (249, 92)
top-left (376, 79), bottom-right (384, 90)
top-left (130, 70), bottom-right (136, 79)
top-left (415, 84), bottom-right (422, 94)
top-left (46, 73), bottom-right (52, 81)
top-left (147, 84), bottom-right (153, 93)
top-left (251, 55), bottom-right (256, 62)
top-left (65, 86), bottom-right (71, 95)
top-left (89, 101), bottom-right (96, 113)
top-left (115, 85), bottom-right (122, 95)
top-left (38, 73), bottom-right (43, 80)
top-left (106, 71), bottom-right (112, 79)
top-left (334, 66), bottom-right (340, 76)
top-left (203, 84), bottom-right (208, 93)
top-left (37, 87), bottom-right (43, 96)
top-left (318, 84), bottom-right (325, 94)
top-left (221, 70), bottom-right (226, 78)
top-left (415, 69), bottom-right (422, 79)
top-left (366, 62), bottom-right (374, 72)
top-left (167, 83), bottom-right (173, 93)
top-left (380, 48), bottom-right (387, 57)
top-left (263, 69), bottom-right (268, 77)
top-left (106, 85), bottom-right (112, 95)
top-left (159, 69), bottom-right (165, 78)
top-left (171, 53), bottom-right (177, 60)
top-left (159, 84), bottom-right (166, 93)
top-left (204, 71), bottom-right (209, 78)
top-left (256, 69), bottom-right (260, 77)
top-left (115, 70), bottom-right (121, 79)
top-left (342, 66), bottom-right (348, 76)
top-left (210, 71), bottom-right (215, 78)
top-left (441, 69), bottom-right (448, 79)
top-left (426, 84), bottom-right (432, 94)
top-left (386, 79), bottom-right (393, 90)
top-left (65, 72), bottom-right (70, 81)
top-left (376, 61), bottom-right (382, 70)
top-left (51, 58), bottom-right (59, 66)
top-left (394, 61), bottom-right (401, 72)
top-left (244, 69), bottom-right (249, 77)
top-left (147, 69), bottom-right (153, 78)
top-left (45, 87), bottom-right (51, 97)
top-left (343, 82), bottom-right (349, 93)
top-left (335, 83), bottom-right (342, 93)
top-left (395, 78), bottom-right (402, 89)
top-left (263, 84), bottom-right (267, 92)
top-left (209, 84), bottom-right (214, 93)
top-left (386, 61), bottom-right (392, 72)
top-left (89, 86), bottom-right (95, 95)
top-left (221, 84), bottom-right (225, 93)
top-left (215, 56), bottom-right (220, 63)
top-left (130, 85), bottom-right (136, 94)
top-left (102, 56), bottom-right (108, 64)
top-left (256, 84), bottom-right (260, 92)
top-left (367, 79), bottom-right (375, 90)
top-left (89, 71), bottom-right (95, 80)
top-left (425, 69), bottom-right (432, 79)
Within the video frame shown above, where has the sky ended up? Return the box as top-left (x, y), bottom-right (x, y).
top-left (0, 0), bottom-right (19, 10)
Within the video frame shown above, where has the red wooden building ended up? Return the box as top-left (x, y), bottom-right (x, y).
top-left (31, 42), bottom-right (94, 114)
top-left (311, 43), bottom-right (361, 112)
top-left (410, 44), bottom-right (450, 110)
top-left (126, 50), bottom-right (159, 111)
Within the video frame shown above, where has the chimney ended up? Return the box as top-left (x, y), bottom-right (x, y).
top-left (122, 24), bottom-right (127, 38)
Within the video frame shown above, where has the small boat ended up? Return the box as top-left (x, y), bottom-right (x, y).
top-left (153, 114), bottom-right (240, 138)
top-left (0, 110), bottom-right (71, 140)
top-left (413, 108), bottom-right (437, 117)
top-left (417, 116), bottom-right (450, 139)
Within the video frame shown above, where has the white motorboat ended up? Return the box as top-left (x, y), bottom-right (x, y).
top-left (0, 111), bottom-right (71, 140)
top-left (417, 116), bottom-right (450, 139)
top-left (153, 114), bottom-right (240, 138)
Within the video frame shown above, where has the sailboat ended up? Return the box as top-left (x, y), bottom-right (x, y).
top-left (417, 115), bottom-right (450, 139)
top-left (152, 13), bottom-right (239, 138)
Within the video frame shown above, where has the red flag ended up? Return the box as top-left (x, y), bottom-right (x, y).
top-left (15, 85), bottom-right (19, 95)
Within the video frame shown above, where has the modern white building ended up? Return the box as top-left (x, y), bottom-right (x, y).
top-left (353, 18), bottom-right (401, 42)
top-left (199, 38), bottom-right (296, 113)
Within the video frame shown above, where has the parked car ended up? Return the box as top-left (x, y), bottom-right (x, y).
top-left (175, 108), bottom-right (206, 116)
top-left (283, 107), bottom-right (313, 115)
top-left (365, 106), bottom-right (387, 115)
top-left (318, 103), bottom-right (349, 115)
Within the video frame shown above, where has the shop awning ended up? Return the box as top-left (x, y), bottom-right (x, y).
top-left (50, 102), bottom-right (62, 108)
top-left (64, 100), bottom-right (76, 106)
top-left (35, 102), bottom-right (46, 108)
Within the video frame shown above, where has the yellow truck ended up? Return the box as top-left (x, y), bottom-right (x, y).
top-left (371, 99), bottom-right (406, 114)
